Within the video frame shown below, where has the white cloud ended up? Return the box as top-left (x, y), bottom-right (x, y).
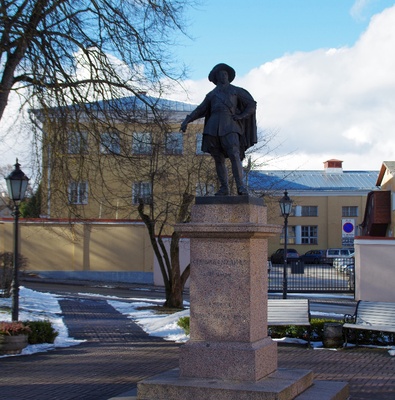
top-left (0, 93), bottom-right (32, 171)
top-left (170, 5), bottom-right (395, 171)
top-left (350, 0), bottom-right (375, 21)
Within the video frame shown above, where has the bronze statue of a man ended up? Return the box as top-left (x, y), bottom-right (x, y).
top-left (180, 63), bottom-right (257, 196)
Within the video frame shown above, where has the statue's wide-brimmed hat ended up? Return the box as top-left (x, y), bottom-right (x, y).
top-left (208, 63), bottom-right (236, 84)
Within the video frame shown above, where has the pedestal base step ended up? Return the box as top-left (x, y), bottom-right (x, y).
top-left (294, 380), bottom-right (349, 400)
top-left (136, 367), bottom-right (348, 400)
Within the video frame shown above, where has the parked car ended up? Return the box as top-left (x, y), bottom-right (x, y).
top-left (270, 248), bottom-right (300, 264)
top-left (333, 252), bottom-right (355, 271)
top-left (300, 249), bottom-right (326, 264)
top-left (344, 264), bottom-right (355, 275)
top-left (325, 248), bottom-right (354, 265)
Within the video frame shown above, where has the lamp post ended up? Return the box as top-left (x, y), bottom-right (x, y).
top-left (279, 190), bottom-right (293, 299)
top-left (5, 159), bottom-right (29, 321)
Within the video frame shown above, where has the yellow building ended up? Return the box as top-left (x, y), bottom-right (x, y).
top-left (35, 95), bottom-right (215, 226)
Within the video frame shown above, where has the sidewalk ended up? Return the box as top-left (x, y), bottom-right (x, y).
top-left (1, 279), bottom-right (394, 399)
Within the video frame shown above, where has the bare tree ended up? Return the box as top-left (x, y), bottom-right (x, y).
top-left (0, 0), bottom-right (192, 123)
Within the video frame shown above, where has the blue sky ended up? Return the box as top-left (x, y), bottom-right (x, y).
top-left (169, 0), bottom-right (395, 171)
top-left (177, 0), bottom-right (395, 81)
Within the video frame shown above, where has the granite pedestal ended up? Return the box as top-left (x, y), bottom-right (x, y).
top-left (137, 197), bottom-right (349, 399)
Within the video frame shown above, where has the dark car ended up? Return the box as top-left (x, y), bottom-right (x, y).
top-left (270, 248), bottom-right (300, 264)
top-left (300, 249), bottom-right (326, 264)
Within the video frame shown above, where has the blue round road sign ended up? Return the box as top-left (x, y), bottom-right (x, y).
top-left (343, 222), bottom-right (354, 233)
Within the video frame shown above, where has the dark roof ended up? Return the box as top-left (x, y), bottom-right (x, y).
top-left (31, 94), bottom-right (196, 120)
top-left (248, 170), bottom-right (379, 193)
top-left (86, 94), bottom-right (196, 113)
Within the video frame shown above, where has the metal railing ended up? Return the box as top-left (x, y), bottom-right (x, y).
top-left (268, 257), bottom-right (355, 293)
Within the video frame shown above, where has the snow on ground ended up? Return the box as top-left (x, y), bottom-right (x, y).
top-left (108, 299), bottom-right (190, 343)
top-left (1, 286), bottom-right (394, 358)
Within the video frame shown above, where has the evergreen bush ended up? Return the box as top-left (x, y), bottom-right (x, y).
top-left (177, 316), bottom-right (190, 336)
top-left (24, 320), bottom-right (58, 344)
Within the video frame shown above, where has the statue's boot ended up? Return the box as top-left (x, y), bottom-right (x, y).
top-left (229, 153), bottom-right (248, 196)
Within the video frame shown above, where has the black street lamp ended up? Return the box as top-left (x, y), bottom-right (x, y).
top-left (279, 190), bottom-right (293, 299)
top-left (5, 159), bottom-right (29, 321)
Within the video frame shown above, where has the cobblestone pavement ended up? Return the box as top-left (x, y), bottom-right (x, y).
top-left (278, 346), bottom-right (395, 400)
top-left (1, 285), bottom-right (394, 399)
top-left (0, 297), bottom-right (180, 400)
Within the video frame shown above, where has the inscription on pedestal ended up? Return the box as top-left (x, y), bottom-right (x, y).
top-left (194, 258), bottom-right (245, 267)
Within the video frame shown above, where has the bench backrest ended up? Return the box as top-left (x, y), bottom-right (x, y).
top-left (268, 299), bottom-right (310, 326)
top-left (355, 300), bottom-right (395, 328)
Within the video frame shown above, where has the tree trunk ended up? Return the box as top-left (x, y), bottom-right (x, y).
top-left (164, 232), bottom-right (184, 308)
top-left (137, 194), bottom-right (193, 309)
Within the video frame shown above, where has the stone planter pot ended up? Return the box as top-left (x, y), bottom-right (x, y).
top-left (323, 323), bottom-right (343, 348)
top-left (0, 334), bottom-right (29, 355)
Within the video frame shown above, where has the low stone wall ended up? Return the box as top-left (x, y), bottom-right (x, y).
top-left (0, 219), bottom-right (154, 284)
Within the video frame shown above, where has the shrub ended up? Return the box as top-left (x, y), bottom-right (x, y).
top-left (24, 320), bottom-right (58, 344)
top-left (345, 328), bottom-right (394, 346)
top-left (269, 325), bottom-right (307, 340)
top-left (176, 314), bottom-right (395, 346)
top-left (177, 316), bottom-right (339, 342)
top-left (269, 318), bottom-right (339, 342)
top-left (0, 321), bottom-right (31, 336)
top-left (177, 316), bottom-right (190, 336)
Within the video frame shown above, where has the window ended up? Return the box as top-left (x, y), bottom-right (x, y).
top-left (342, 206), bottom-right (358, 217)
top-left (68, 131), bottom-right (88, 154)
top-left (165, 132), bottom-right (183, 155)
top-left (196, 133), bottom-right (204, 155)
top-left (68, 182), bottom-right (88, 204)
top-left (301, 225), bottom-right (318, 244)
top-left (100, 132), bottom-right (120, 154)
top-left (280, 225), bottom-right (296, 245)
top-left (196, 182), bottom-right (215, 196)
top-left (132, 182), bottom-right (152, 204)
top-left (301, 206), bottom-right (318, 216)
top-left (132, 132), bottom-right (152, 155)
